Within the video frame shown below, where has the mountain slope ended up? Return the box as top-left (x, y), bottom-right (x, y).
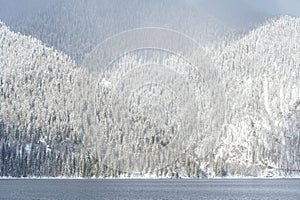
top-left (0, 16), bottom-right (300, 178)
top-left (0, 22), bottom-right (97, 177)
top-left (209, 16), bottom-right (300, 176)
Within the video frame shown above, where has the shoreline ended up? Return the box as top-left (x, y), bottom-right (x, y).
top-left (1, 176), bottom-right (300, 180)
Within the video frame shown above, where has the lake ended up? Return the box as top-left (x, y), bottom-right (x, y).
top-left (0, 178), bottom-right (300, 200)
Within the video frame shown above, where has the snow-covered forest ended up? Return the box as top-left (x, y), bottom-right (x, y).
top-left (0, 12), bottom-right (300, 178)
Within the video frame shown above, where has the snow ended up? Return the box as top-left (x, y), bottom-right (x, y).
top-left (0, 16), bottom-right (300, 178)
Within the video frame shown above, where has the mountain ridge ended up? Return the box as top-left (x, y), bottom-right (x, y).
top-left (0, 15), bottom-right (300, 178)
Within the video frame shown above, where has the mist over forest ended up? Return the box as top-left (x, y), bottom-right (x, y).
top-left (0, 1), bottom-right (299, 178)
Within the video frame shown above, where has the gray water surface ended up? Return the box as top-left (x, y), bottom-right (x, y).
top-left (0, 179), bottom-right (300, 200)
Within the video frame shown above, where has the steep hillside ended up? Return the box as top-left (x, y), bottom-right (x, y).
top-left (210, 16), bottom-right (300, 176)
top-left (0, 16), bottom-right (299, 178)
top-left (0, 22), bottom-right (97, 177)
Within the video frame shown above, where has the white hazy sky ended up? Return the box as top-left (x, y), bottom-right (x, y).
top-left (0, 0), bottom-right (299, 16)
top-left (0, 0), bottom-right (299, 28)
top-left (242, 0), bottom-right (300, 16)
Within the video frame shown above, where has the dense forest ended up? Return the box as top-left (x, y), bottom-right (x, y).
top-left (0, 16), bottom-right (299, 178)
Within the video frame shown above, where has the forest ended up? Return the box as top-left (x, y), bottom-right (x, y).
top-left (0, 15), bottom-right (299, 178)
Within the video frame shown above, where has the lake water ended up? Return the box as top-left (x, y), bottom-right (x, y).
top-left (0, 179), bottom-right (300, 200)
